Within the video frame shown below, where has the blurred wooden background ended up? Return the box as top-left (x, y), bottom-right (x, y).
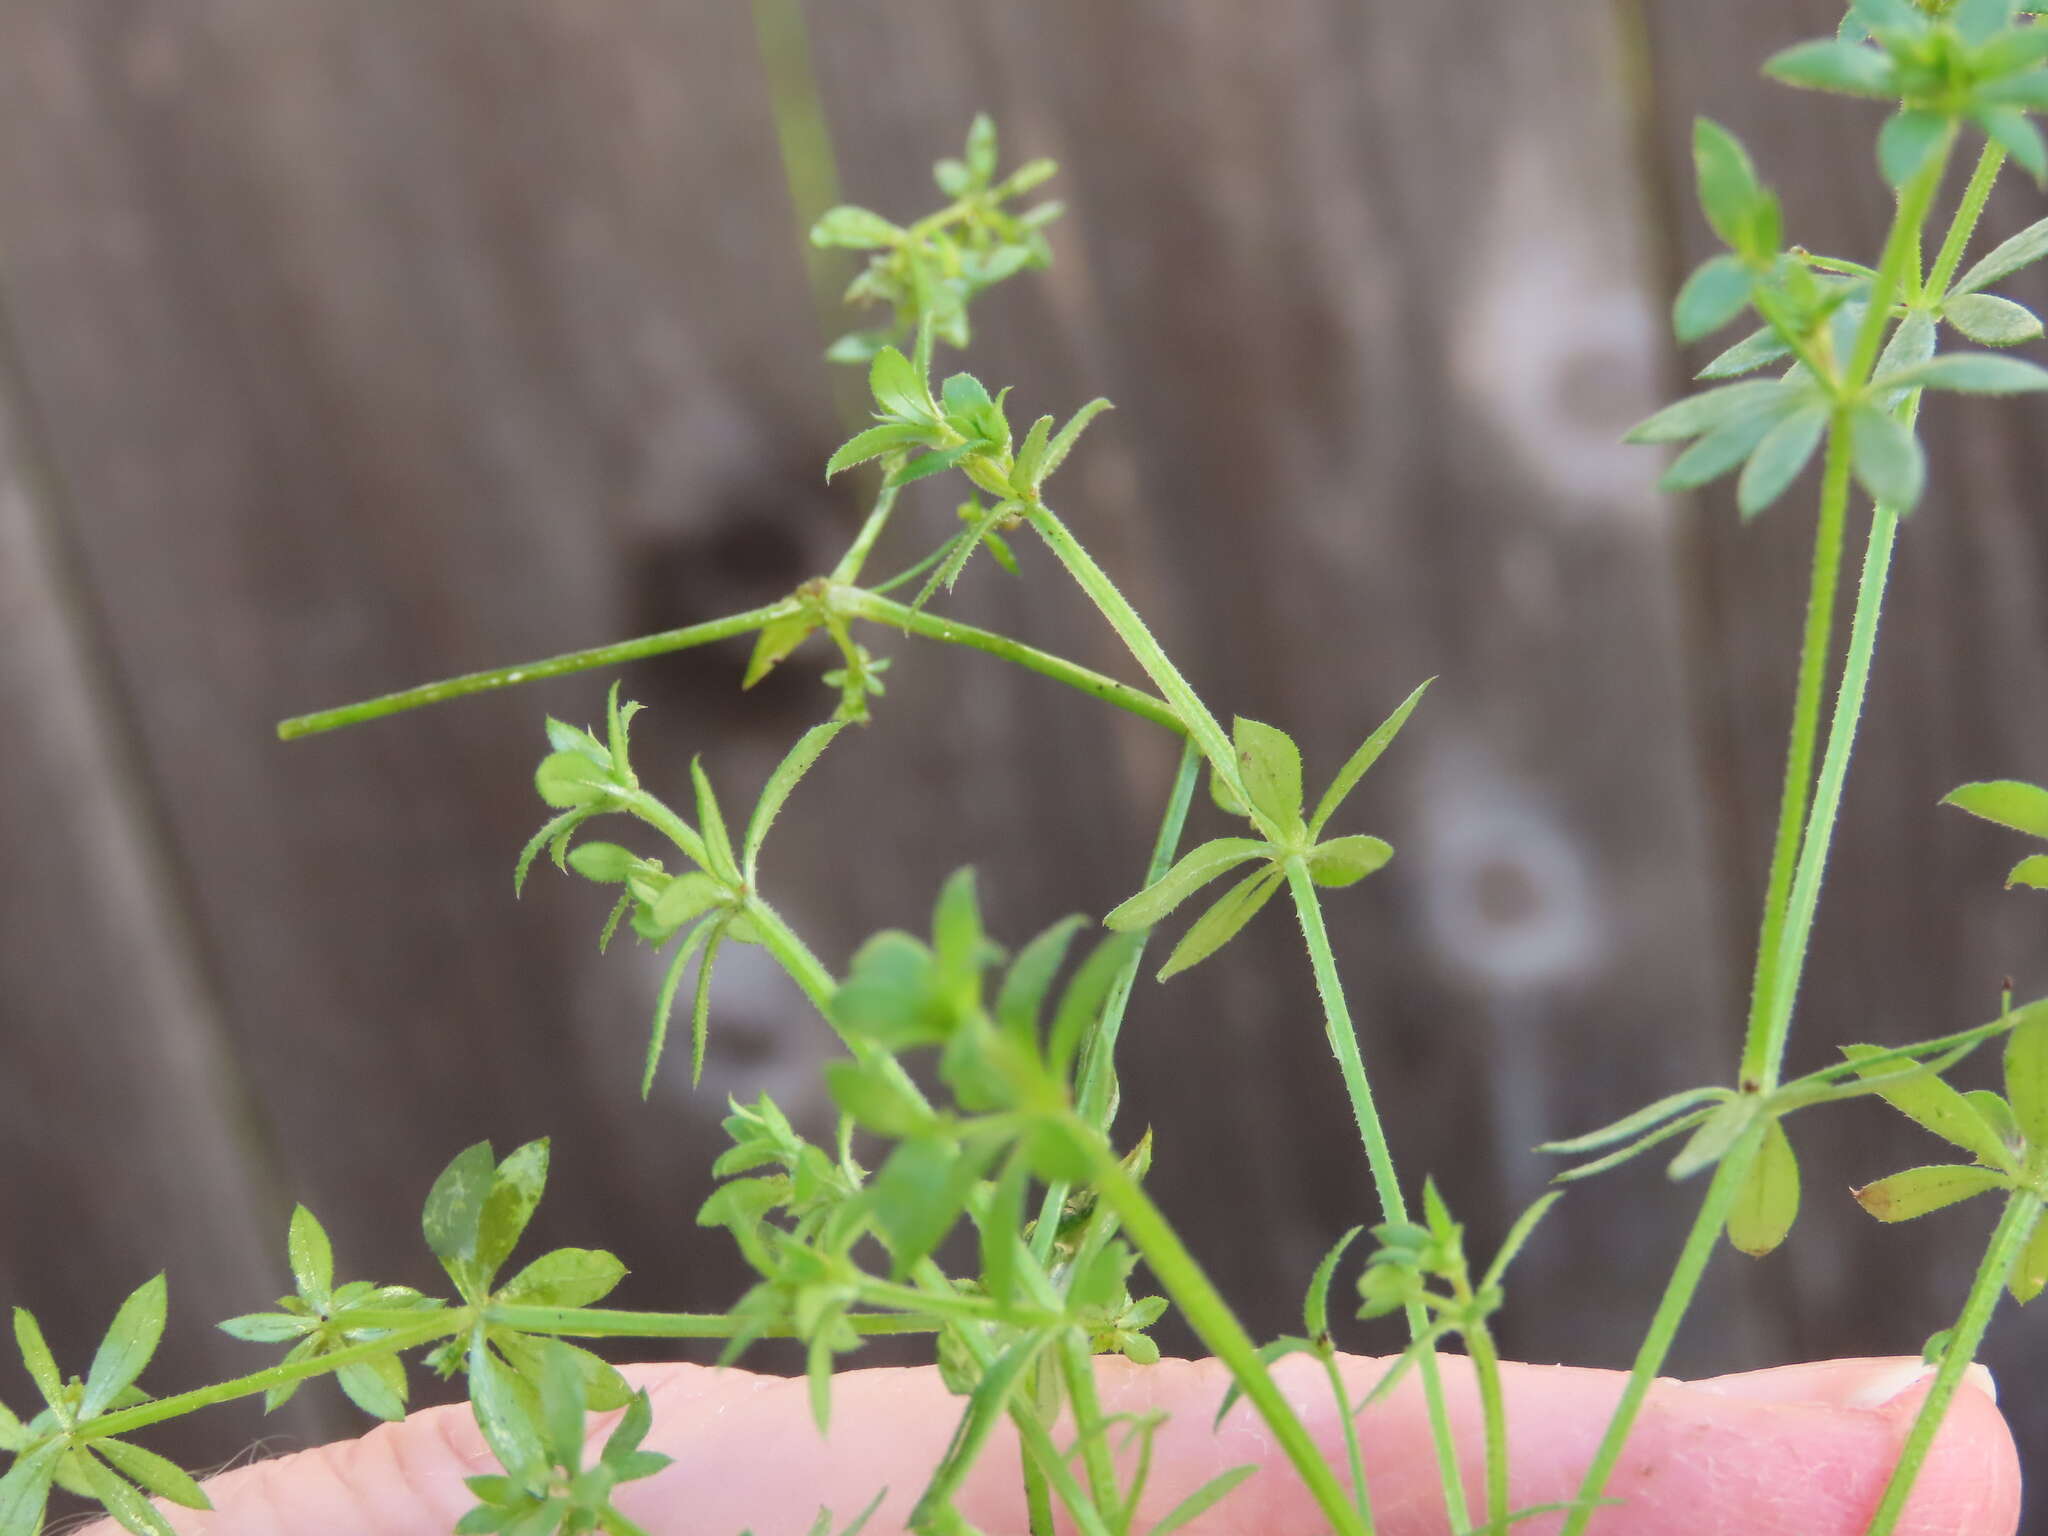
top-left (2, 0), bottom-right (2045, 1524)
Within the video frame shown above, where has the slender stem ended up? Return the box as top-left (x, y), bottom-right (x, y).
top-left (482, 1305), bottom-right (938, 1339)
top-left (1031, 738), bottom-right (1202, 1268)
top-left (840, 587), bottom-right (1183, 736)
top-left (1862, 1190), bottom-right (2043, 1536)
top-left (1926, 142), bottom-right (2005, 301)
top-left (1025, 505), bottom-right (1242, 805)
top-left (1754, 498), bottom-right (1900, 1088)
top-left (278, 602), bottom-right (798, 739)
top-left (1321, 1351), bottom-right (1378, 1535)
top-left (1058, 1330), bottom-right (1123, 1515)
top-left (1736, 136), bottom-right (1958, 1090)
top-left (1285, 858), bottom-right (1469, 1531)
top-left (1556, 1130), bottom-right (1761, 1536)
top-left (1464, 1321), bottom-right (1510, 1536)
top-left (1082, 1128), bottom-right (1371, 1536)
top-left (831, 479), bottom-right (903, 587)
top-left (84, 1317), bottom-right (459, 1440)
top-left (1736, 420), bottom-right (1851, 1089)
top-left (742, 893), bottom-right (839, 1016)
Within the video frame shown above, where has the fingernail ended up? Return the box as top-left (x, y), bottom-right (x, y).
top-left (1841, 1360), bottom-right (1998, 1410)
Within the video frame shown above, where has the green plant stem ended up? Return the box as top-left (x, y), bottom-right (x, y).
top-left (1463, 1319), bottom-right (1510, 1536)
top-left (830, 480), bottom-right (903, 586)
top-left (1754, 497), bottom-right (1901, 1088)
top-left (740, 892), bottom-right (839, 1016)
top-left (1556, 1129), bottom-right (1760, 1536)
top-left (82, 1317), bottom-right (458, 1441)
top-left (482, 1305), bottom-right (938, 1339)
top-left (1738, 134), bottom-right (1956, 1090)
top-left (1925, 142), bottom-right (2004, 301)
top-left (1735, 424), bottom-right (1850, 1090)
top-left (1058, 1330), bottom-right (1122, 1515)
top-left (1321, 1352), bottom-right (1378, 1535)
top-left (1030, 738), bottom-right (1201, 1269)
top-left (278, 602), bottom-right (799, 739)
top-left (1024, 505), bottom-right (1240, 802)
top-left (839, 587), bottom-right (1182, 735)
top-left (1285, 857), bottom-right (1469, 1531)
top-left (1080, 1123), bottom-right (1370, 1536)
top-left (1862, 1190), bottom-right (2043, 1536)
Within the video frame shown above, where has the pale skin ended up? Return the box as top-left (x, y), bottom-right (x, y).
top-left (79, 1351), bottom-right (2017, 1535)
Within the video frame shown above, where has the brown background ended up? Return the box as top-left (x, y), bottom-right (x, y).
top-left (2, 0), bottom-right (2044, 1526)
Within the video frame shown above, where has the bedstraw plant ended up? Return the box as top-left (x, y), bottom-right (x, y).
top-left (6, 4), bottom-right (2048, 1532)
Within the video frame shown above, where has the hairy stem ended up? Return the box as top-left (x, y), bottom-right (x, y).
top-left (1321, 1351), bottom-right (1378, 1536)
top-left (83, 1317), bottom-right (458, 1441)
top-left (1082, 1128), bottom-right (1371, 1536)
top-left (482, 1305), bottom-right (938, 1339)
top-left (1285, 858), bottom-right (1469, 1531)
top-left (840, 586), bottom-right (1182, 735)
top-left (1024, 504), bottom-right (1241, 806)
top-left (1862, 1190), bottom-right (2042, 1536)
top-left (1925, 142), bottom-right (2004, 301)
top-left (830, 479), bottom-right (904, 587)
top-left (1058, 1330), bottom-right (1123, 1516)
top-left (1556, 1131), bottom-right (1760, 1536)
top-left (1464, 1318), bottom-right (1510, 1536)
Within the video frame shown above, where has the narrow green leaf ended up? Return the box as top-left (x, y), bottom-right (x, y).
top-left (1156, 866), bottom-right (1284, 982)
top-left (1102, 838), bottom-right (1271, 931)
top-left (1873, 310), bottom-right (1938, 386)
top-left (1658, 404), bottom-right (1789, 492)
top-left (2007, 853), bottom-right (2048, 889)
top-left (910, 1332), bottom-right (1051, 1527)
top-left (515, 809), bottom-right (585, 896)
top-left (1847, 405), bottom-right (1926, 510)
top-left (1965, 1089), bottom-right (2024, 1157)
top-left (867, 347), bottom-right (931, 424)
top-left (1144, 1465), bottom-right (1258, 1536)
top-left (469, 1338), bottom-right (545, 1480)
top-left (1481, 1191), bottom-right (1565, 1292)
top-left (741, 725), bottom-right (844, 882)
top-left (12, 1311), bottom-right (60, 1411)
top-left (1692, 119), bottom-right (1765, 250)
top-left (1883, 353), bottom-right (2048, 393)
top-left (1539, 1086), bottom-right (1734, 1155)
top-left (645, 917), bottom-right (714, 1096)
top-left (336, 1354), bottom-right (409, 1422)
top-left (995, 916), bottom-right (1085, 1042)
top-left (215, 1312), bottom-right (307, 1344)
top-left (649, 872), bottom-right (724, 936)
top-left (2004, 1013), bottom-right (2048, 1147)
top-left (1624, 378), bottom-right (1797, 443)
top-left (1763, 38), bottom-right (1897, 96)
top-left (1666, 1099), bottom-right (1757, 1181)
top-left (1673, 254), bottom-right (1753, 343)
top-left (692, 923), bottom-right (729, 1088)
top-left (809, 205), bottom-right (902, 250)
top-left (498, 1248), bottom-right (629, 1310)
top-left (1842, 1043), bottom-right (2016, 1166)
top-left (423, 1142), bottom-right (498, 1269)
top-left (2009, 1211), bottom-right (2048, 1303)
top-left (1303, 1227), bottom-right (1363, 1340)
top-left (1876, 109), bottom-right (1949, 189)
top-left (79, 1453), bottom-right (178, 1536)
top-left (870, 1140), bottom-right (980, 1276)
top-left (1953, 216), bottom-right (2048, 295)
top-left (1853, 1164), bottom-right (2009, 1221)
top-left (1212, 1337), bottom-right (1321, 1428)
top-left (939, 372), bottom-right (993, 421)
top-left (1976, 20), bottom-right (2048, 72)
top-left (824, 1053), bottom-right (930, 1137)
top-left (1726, 1119), bottom-right (1800, 1257)
top-left (1306, 835), bottom-right (1393, 888)
top-left (886, 444), bottom-right (971, 488)
top-left (91, 1440), bottom-right (209, 1512)
top-left (743, 612), bottom-right (818, 689)
top-left (1978, 106), bottom-right (2048, 185)
top-left (1696, 325), bottom-right (1792, 379)
top-left (1046, 932), bottom-right (1142, 1080)
top-left (1309, 677), bottom-right (1430, 837)
top-left (825, 423), bottom-right (929, 479)
top-left (1232, 717), bottom-right (1303, 832)
top-left (1945, 292), bottom-right (2044, 346)
top-left (82, 1275), bottom-right (167, 1419)
top-left (1977, 69), bottom-right (2048, 111)
top-left (566, 842), bottom-right (634, 885)
top-left (1944, 779), bottom-right (2048, 838)
top-left (978, 1152), bottom-right (1032, 1307)
top-left (689, 760), bottom-right (738, 883)
top-left (1736, 406), bottom-right (1828, 519)
top-left (0, 1439), bottom-right (60, 1536)
top-left (474, 1140), bottom-right (550, 1286)
top-left (1034, 399), bottom-right (1114, 490)
top-left (1953, 0), bottom-right (2017, 42)
top-left (535, 751), bottom-right (611, 810)
top-left (1012, 414), bottom-right (1055, 492)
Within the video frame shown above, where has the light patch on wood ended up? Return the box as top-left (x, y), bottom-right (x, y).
top-left (1452, 143), bottom-right (1664, 522)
